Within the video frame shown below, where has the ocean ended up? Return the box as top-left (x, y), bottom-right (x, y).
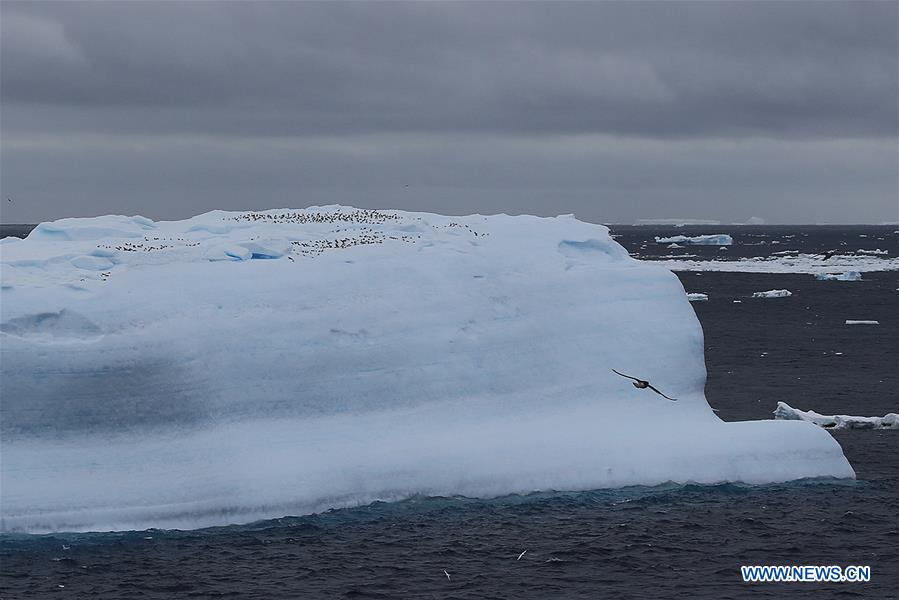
top-left (1, 224), bottom-right (896, 599)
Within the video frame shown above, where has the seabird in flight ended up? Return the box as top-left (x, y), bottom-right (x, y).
top-left (611, 369), bottom-right (677, 401)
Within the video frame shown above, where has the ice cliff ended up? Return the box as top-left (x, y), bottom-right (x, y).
top-left (0, 207), bottom-right (854, 532)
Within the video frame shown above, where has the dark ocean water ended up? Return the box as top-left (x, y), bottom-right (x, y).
top-left (1, 225), bottom-right (897, 599)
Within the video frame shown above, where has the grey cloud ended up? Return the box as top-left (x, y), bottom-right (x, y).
top-left (0, 1), bottom-right (896, 224)
top-left (2, 1), bottom-right (896, 139)
top-left (2, 133), bottom-right (895, 224)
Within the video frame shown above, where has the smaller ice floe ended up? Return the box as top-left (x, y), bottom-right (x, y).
top-left (667, 243), bottom-right (684, 249)
top-left (752, 289), bottom-right (792, 298)
top-left (774, 402), bottom-right (898, 430)
top-left (655, 234), bottom-right (733, 245)
top-left (845, 320), bottom-right (879, 325)
top-left (687, 293), bottom-right (708, 302)
top-left (856, 249), bottom-right (888, 255)
top-left (815, 271), bottom-right (862, 281)
top-left (772, 250), bottom-right (799, 256)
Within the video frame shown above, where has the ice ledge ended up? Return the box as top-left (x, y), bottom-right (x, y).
top-left (1, 412), bottom-right (854, 533)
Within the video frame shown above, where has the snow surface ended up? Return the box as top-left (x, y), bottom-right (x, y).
top-left (815, 271), bottom-right (862, 281)
top-left (645, 254), bottom-right (899, 274)
top-left (752, 289), bottom-right (792, 298)
top-left (0, 207), bottom-right (854, 532)
top-left (654, 234), bottom-right (733, 245)
top-left (775, 403), bottom-right (898, 430)
top-left (687, 293), bottom-right (708, 302)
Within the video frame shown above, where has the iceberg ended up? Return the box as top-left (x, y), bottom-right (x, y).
top-left (815, 272), bottom-right (862, 281)
top-left (654, 234), bottom-right (733, 245)
top-left (752, 289), bottom-right (792, 298)
top-left (636, 218), bottom-right (721, 226)
top-left (774, 402), bottom-right (898, 430)
top-left (0, 207), bottom-right (854, 533)
top-left (687, 293), bottom-right (708, 302)
top-left (845, 320), bottom-right (879, 325)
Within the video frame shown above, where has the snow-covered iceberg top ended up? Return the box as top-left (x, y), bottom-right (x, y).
top-left (654, 234), bottom-right (733, 245)
top-left (0, 207), bottom-right (854, 533)
top-left (775, 402), bottom-right (898, 430)
top-left (752, 289), bottom-right (792, 298)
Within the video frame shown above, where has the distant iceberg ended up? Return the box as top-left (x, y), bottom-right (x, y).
top-left (636, 218), bottom-right (721, 226)
top-left (815, 272), bottom-right (862, 281)
top-left (0, 207), bottom-right (854, 532)
top-left (687, 293), bottom-right (708, 302)
top-left (775, 402), bottom-right (898, 430)
top-left (845, 320), bottom-right (879, 325)
top-left (655, 234), bottom-right (733, 246)
top-left (752, 289), bottom-right (792, 298)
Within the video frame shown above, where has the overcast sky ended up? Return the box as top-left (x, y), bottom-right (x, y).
top-left (1, 1), bottom-right (897, 224)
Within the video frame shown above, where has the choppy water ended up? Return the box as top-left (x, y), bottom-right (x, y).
top-left (1, 225), bottom-right (897, 599)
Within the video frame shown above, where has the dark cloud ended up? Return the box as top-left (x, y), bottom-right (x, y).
top-left (3, 1), bottom-right (896, 138)
top-left (0, 1), bottom-right (896, 223)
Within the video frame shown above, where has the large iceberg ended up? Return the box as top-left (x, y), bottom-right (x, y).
top-left (0, 207), bottom-right (854, 533)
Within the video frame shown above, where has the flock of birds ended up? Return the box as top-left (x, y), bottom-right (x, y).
top-left (290, 228), bottom-right (420, 257)
top-left (97, 237), bottom-right (200, 253)
top-left (78, 211), bottom-right (493, 281)
top-left (228, 209), bottom-right (400, 226)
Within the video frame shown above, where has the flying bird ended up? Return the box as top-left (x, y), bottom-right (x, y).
top-left (611, 369), bottom-right (677, 401)
top-left (517, 550), bottom-right (528, 561)
top-left (443, 570), bottom-right (451, 581)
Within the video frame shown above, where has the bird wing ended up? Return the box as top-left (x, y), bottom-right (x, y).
top-left (611, 369), bottom-right (641, 382)
top-left (646, 384), bottom-right (677, 401)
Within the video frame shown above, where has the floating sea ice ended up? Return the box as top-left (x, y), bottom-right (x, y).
top-left (774, 402), bottom-right (898, 430)
top-left (654, 234), bottom-right (733, 246)
top-left (815, 271), bottom-right (862, 281)
top-left (845, 320), bottom-right (879, 325)
top-left (752, 289), bottom-right (792, 298)
top-left (687, 293), bottom-right (708, 302)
